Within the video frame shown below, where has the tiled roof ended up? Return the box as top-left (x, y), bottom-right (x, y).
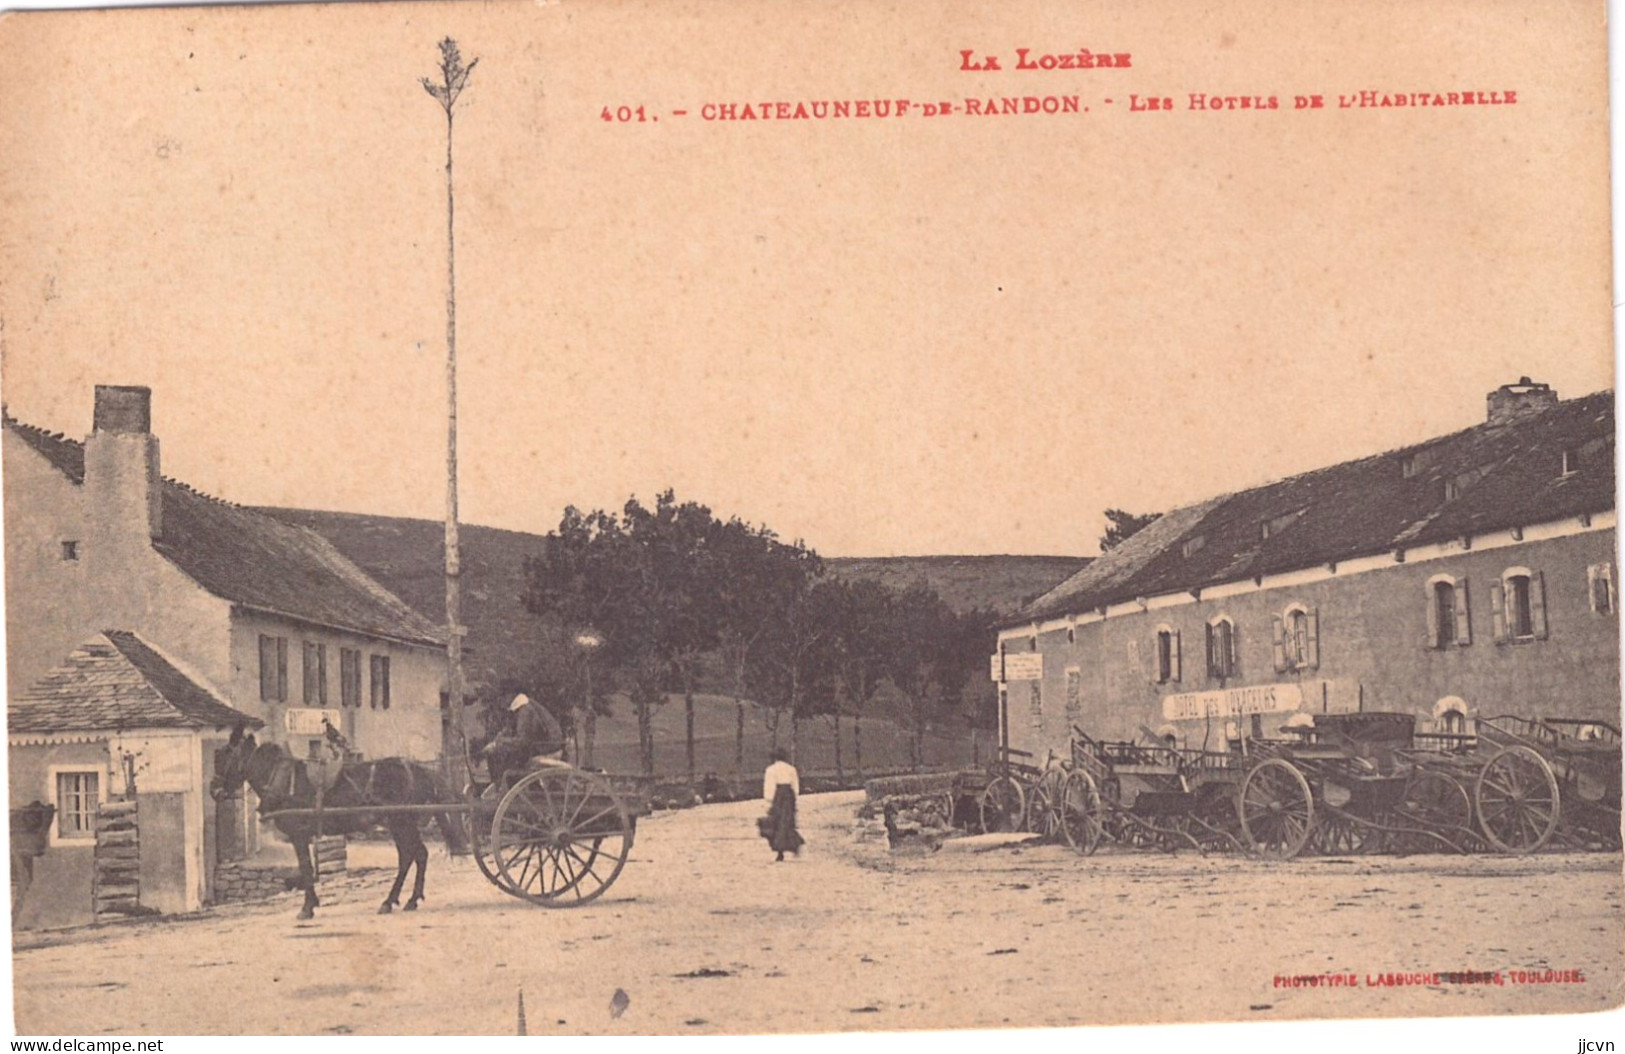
top-left (1021, 390), bottom-right (1615, 625)
top-left (9, 631), bottom-right (264, 734)
top-left (4, 416), bottom-right (445, 648)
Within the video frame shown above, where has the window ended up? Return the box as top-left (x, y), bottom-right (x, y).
top-left (1260, 510), bottom-right (1303, 541)
top-left (1589, 563), bottom-right (1615, 615)
top-left (1490, 569), bottom-right (1547, 643)
top-left (1440, 709), bottom-right (1466, 735)
top-left (1153, 627), bottom-right (1181, 684)
top-left (1426, 576), bottom-right (1472, 649)
top-left (1064, 668), bottom-right (1082, 720)
top-left (54, 770), bottom-right (99, 841)
top-left (1028, 682), bottom-right (1043, 729)
top-left (302, 642), bottom-right (327, 705)
top-left (1272, 605), bottom-right (1320, 671)
top-left (1181, 535), bottom-right (1206, 559)
top-left (340, 648), bottom-right (362, 708)
top-left (1400, 454), bottom-right (1420, 478)
top-left (1206, 617), bottom-right (1238, 679)
top-left (258, 635), bottom-right (288, 702)
top-left (369, 654), bottom-right (391, 710)
top-left (60, 540), bottom-right (78, 561)
top-left (1562, 447), bottom-right (1581, 476)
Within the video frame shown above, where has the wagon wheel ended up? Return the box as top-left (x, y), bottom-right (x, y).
top-left (1475, 746), bottom-right (1561, 854)
top-left (1309, 806), bottom-right (1375, 856)
top-left (1057, 769), bottom-right (1103, 855)
top-left (466, 808), bottom-right (527, 899)
top-left (491, 768), bottom-right (634, 906)
top-left (1024, 776), bottom-right (1058, 838)
top-left (1237, 758), bottom-right (1314, 858)
top-left (978, 776), bottom-right (1025, 834)
top-left (1393, 770), bottom-right (1474, 853)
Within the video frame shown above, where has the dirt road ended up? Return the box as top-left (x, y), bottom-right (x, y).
top-left (13, 791), bottom-right (1623, 1035)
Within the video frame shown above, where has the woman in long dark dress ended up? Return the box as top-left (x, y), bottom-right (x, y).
top-left (760, 747), bottom-right (804, 861)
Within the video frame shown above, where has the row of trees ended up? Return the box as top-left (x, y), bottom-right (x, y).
top-left (518, 491), bottom-right (995, 780)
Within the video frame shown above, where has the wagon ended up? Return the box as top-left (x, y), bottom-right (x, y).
top-left (267, 759), bottom-right (651, 907)
top-left (1237, 712), bottom-right (1481, 858)
top-left (1066, 728), bottom-right (1246, 855)
top-left (1467, 715), bottom-right (1622, 853)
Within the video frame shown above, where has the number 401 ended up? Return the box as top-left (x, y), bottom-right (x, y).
top-left (601, 106), bottom-right (648, 122)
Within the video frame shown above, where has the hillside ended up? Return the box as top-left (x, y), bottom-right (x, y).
top-left (256, 507), bottom-right (1087, 706)
top-left (825, 555), bottom-right (1089, 616)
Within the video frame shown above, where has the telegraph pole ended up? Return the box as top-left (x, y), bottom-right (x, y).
top-left (422, 38), bottom-right (478, 787)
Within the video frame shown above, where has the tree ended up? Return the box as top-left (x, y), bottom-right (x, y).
top-left (713, 519), bottom-right (821, 774)
top-left (1100, 508), bottom-right (1161, 552)
top-left (824, 577), bottom-right (893, 781)
top-left (749, 570), bottom-right (838, 766)
top-left (882, 584), bottom-right (966, 771)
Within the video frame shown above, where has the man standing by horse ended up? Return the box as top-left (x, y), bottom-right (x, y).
top-left (480, 692), bottom-right (565, 791)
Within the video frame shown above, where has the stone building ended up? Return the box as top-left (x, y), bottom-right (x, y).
top-left (5, 385), bottom-right (451, 925)
top-left (994, 380), bottom-right (1618, 757)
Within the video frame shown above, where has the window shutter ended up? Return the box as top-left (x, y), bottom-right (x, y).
top-left (1454, 578), bottom-right (1472, 646)
top-left (1205, 623), bottom-right (1217, 679)
top-left (259, 636), bottom-right (275, 701)
top-left (1424, 582), bottom-right (1441, 649)
top-left (1305, 609), bottom-right (1320, 669)
top-left (1490, 579), bottom-right (1507, 643)
top-left (277, 639), bottom-right (288, 701)
top-left (1227, 622), bottom-right (1240, 674)
top-left (1171, 630), bottom-right (1182, 682)
top-left (1531, 571), bottom-right (1548, 639)
top-left (1271, 615), bottom-right (1287, 672)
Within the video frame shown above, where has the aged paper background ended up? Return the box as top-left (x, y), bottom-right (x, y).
top-left (0, 0), bottom-right (1619, 1045)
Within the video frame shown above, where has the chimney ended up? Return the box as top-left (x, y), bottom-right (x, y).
top-left (1486, 376), bottom-right (1558, 427)
top-left (84, 385), bottom-right (162, 542)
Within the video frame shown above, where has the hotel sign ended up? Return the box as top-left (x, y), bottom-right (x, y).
top-left (990, 653), bottom-right (1043, 682)
top-left (1162, 683), bottom-right (1303, 722)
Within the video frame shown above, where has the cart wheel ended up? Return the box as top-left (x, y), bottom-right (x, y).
top-left (1394, 770), bottom-right (1473, 852)
top-left (1057, 770), bottom-right (1103, 854)
top-left (1310, 808), bottom-right (1374, 855)
top-left (1475, 746), bottom-right (1561, 854)
top-left (978, 776), bottom-right (1025, 833)
top-left (1024, 776), bottom-right (1058, 838)
top-left (467, 809), bottom-right (526, 899)
top-left (1237, 758), bottom-right (1314, 858)
top-left (492, 768), bottom-right (633, 906)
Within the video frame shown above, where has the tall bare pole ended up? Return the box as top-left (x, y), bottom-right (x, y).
top-left (423, 38), bottom-right (478, 786)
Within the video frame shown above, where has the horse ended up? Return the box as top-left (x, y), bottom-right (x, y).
top-left (210, 726), bottom-right (465, 920)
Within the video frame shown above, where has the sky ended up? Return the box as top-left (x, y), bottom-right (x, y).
top-left (0, 0), bottom-right (1613, 558)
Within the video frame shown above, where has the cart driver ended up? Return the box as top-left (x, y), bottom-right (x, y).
top-left (481, 692), bottom-right (565, 790)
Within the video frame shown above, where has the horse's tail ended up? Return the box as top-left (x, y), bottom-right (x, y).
top-left (414, 761), bottom-right (471, 856)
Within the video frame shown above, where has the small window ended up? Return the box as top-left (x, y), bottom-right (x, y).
top-left (1562, 448), bottom-right (1581, 476)
top-left (1426, 576), bottom-right (1472, 649)
top-left (1589, 563), bottom-right (1615, 615)
top-left (302, 642), bottom-right (328, 705)
top-left (60, 540), bottom-right (78, 561)
top-left (1206, 618), bottom-right (1237, 679)
top-left (55, 771), bottom-right (99, 840)
top-left (1401, 454), bottom-right (1420, 478)
top-left (258, 635), bottom-right (288, 702)
top-left (340, 648), bottom-right (362, 708)
top-left (1181, 535), bottom-right (1206, 559)
top-left (1153, 627), bottom-right (1181, 684)
top-left (369, 654), bottom-right (391, 710)
top-left (1491, 570), bottom-right (1547, 643)
top-left (1273, 606), bottom-right (1320, 671)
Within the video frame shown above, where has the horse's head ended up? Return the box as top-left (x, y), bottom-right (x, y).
top-left (211, 724), bottom-right (259, 801)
